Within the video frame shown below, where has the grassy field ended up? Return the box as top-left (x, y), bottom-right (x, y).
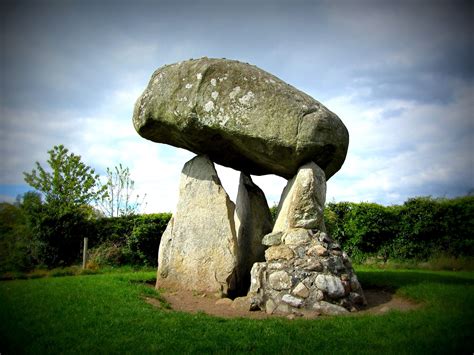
top-left (1, 268), bottom-right (473, 354)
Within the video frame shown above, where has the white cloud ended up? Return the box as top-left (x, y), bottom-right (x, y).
top-left (324, 83), bottom-right (473, 204)
top-left (214, 165), bottom-right (287, 209)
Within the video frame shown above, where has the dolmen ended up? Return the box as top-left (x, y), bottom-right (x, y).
top-left (133, 58), bottom-right (366, 316)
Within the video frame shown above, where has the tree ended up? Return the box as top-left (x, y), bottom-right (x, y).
top-left (22, 145), bottom-right (105, 267)
top-left (97, 163), bottom-right (146, 217)
top-left (23, 144), bottom-right (106, 209)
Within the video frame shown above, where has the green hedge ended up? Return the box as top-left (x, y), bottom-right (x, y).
top-left (0, 203), bottom-right (36, 272)
top-left (89, 213), bottom-right (172, 267)
top-left (325, 196), bottom-right (474, 262)
top-left (0, 200), bottom-right (172, 271)
top-left (2, 194), bottom-right (472, 272)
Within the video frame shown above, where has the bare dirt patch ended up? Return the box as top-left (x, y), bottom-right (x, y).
top-left (145, 285), bottom-right (420, 319)
top-left (357, 288), bottom-right (419, 315)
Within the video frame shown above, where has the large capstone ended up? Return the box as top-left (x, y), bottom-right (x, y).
top-left (133, 57), bottom-right (349, 179)
top-left (234, 173), bottom-right (273, 294)
top-left (156, 155), bottom-right (238, 296)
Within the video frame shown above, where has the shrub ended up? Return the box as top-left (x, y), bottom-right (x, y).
top-left (343, 203), bottom-right (399, 262)
top-left (92, 215), bottom-right (136, 247)
top-left (88, 241), bottom-right (127, 267)
top-left (324, 201), bottom-right (353, 245)
top-left (325, 196), bottom-right (474, 262)
top-left (32, 205), bottom-right (94, 267)
top-left (0, 203), bottom-right (36, 272)
top-left (90, 213), bottom-right (172, 267)
top-left (269, 204), bottom-right (278, 224)
top-left (125, 213), bottom-right (171, 267)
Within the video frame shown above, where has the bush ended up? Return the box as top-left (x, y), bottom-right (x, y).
top-left (126, 213), bottom-right (172, 266)
top-left (325, 196), bottom-right (474, 262)
top-left (90, 213), bottom-right (172, 267)
top-left (324, 201), bottom-right (353, 246)
top-left (269, 204), bottom-right (278, 224)
top-left (1, 190), bottom-right (172, 271)
top-left (0, 203), bottom-right (36, 272)
top-left (343, 203), bottom-right (398, 263)
top-left (33, 205), bottom-right (94, 267)
top-left (92, 215), bottom-right (136, 247)
top-left (87, 241), bottom-right (127, 267)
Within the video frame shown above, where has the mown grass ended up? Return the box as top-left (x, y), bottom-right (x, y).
top-left (0, 265), bottom-right (156, 281)
top-left (1, 268), bottom-right (473, 354)
top-left (359, 256), bottom-right (474, 272)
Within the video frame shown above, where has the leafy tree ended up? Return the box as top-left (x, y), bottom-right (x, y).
top-left (23, 144), bottom-right (106, 208)
top-left (22, 145), bottom-right (105, 267)
top-left (97, 163), bottom-right (146, 217)
top-left (269, 203), bottom-right (278, 224)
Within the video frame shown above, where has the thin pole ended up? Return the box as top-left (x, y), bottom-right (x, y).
top-left (82, 237), bottom-right (89, 269)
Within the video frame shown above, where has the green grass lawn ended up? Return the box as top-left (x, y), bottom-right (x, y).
top-left (1, 268), bottom-right (473, 354)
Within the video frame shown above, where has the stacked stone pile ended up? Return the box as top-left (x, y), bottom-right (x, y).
top-left (133, 57), bottom-right (365, 316)
top-left (249, 230), bottom-right (366, 315)
top-left (248, 162), bottom-right (366, 316)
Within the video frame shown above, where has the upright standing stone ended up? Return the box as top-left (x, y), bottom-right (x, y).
top-left (273, 162), bottom-right (326, 232)
top-left (234, 173), bottom-right (273, 294)
top-left (156, 155), bottom-right (238, 296)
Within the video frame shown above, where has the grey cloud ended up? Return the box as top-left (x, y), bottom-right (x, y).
top-left (2, 0), bottom-right (472, 111)
top-left (1, 0), bottom-right (473, 207)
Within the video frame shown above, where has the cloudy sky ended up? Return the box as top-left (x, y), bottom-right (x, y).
top-left (1, 0), bottom-right (473, 213)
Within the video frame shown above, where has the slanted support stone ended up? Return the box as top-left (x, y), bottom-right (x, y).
top-left (234, 173), bottom-right (273, 294)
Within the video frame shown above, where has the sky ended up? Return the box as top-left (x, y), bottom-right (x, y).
top-left (1, 0), bottom-right (473, 213)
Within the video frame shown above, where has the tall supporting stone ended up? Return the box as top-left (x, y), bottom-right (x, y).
top-left (156, 155), bottom-right (239, 296)
top-left (234, 173), bottom-right (273, 294)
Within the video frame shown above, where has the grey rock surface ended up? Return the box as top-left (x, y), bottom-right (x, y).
top-left (292, 282), bottom-right (310, 298)
top-left (283, 228), bottom-right (311, 245)
top-left (273, 162), bottom-right (326, 232)
top-left (133, 57), bottom-right (348, 179)
top-left (248, 262), bottom-right (266, 295)
top-left (156, 155), bottom-right (238, 296)
top-left (281, 294), bottom-right (304, 308)
top-left (314, 301), bottom-right (350, 315)
top-left (268, 270), bottom-right (292, 290)
top-left (315, 274), bottom-right (346, 298)
top-left (234, 173), bottom-right (272, 293)
top-left (265, 245), bottom-right (295, 261)
top-left (262, 231), bottom-right (283, 246)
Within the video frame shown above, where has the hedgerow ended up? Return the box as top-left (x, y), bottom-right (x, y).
top-left (325, 196), bottom-right (474, 262)
top-left (1, 195), bottom-right (472, 272)
top-left (88, 213), bottom-right (172, 267)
